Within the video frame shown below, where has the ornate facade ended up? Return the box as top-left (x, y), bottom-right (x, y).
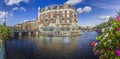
top-left (38, 4), bottom-right (79, 36)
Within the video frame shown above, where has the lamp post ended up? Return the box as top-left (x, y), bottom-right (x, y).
top-left (3, 1), bottom-right (7, 59)
top-left (3, 0), bottom-right (6, 26)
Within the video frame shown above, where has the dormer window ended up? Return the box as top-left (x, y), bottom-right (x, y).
top-left (57, 6), bottom-right (59, 9)
top-left (53, 6), bottom-right (57, 9)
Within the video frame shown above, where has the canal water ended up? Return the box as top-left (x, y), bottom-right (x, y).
top-left (6, 31), bottom-right (99, 59)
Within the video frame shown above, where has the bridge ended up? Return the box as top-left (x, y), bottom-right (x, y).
top-left (13, 29), bottom-right (39, 37)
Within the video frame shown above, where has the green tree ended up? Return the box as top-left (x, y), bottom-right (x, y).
top-left (0, 26), bottom-right (12, 40)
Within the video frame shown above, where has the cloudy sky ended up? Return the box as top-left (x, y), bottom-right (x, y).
top-left (0, 0), bottom-right (120, 26)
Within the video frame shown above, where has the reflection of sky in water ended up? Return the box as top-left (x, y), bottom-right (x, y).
top-left (6, 31), bottom-right (99, 59)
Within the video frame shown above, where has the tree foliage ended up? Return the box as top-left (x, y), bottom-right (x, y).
top-left (0, 26), bottom-right (12, 40)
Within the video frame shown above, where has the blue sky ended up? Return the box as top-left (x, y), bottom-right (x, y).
top-left (0, 0), bottom-right (120, 26)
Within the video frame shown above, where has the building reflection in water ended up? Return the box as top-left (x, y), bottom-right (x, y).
top-left (34, 36), bottom-right (78, 58)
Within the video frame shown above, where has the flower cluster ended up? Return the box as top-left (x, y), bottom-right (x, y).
top-left (92, 16), bottom-right (120, 59)
top-left (116, 16), bottom-right (120, 22)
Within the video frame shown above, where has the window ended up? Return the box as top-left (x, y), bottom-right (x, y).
top-left (72, 14), bottom-right (74, 18)
top-left (46, 7), bottom-right (48, 9)
top-left (50, 12), bottom-right (53, 18)
top-left (67, 11), bottom-right (70, 14)
top-left (64, 6), bottom-right (67, 9)
top-left (62, 19), bottom-right (64, 23)
top-left (56, 19), bottom-right (59, 24)
top-left (67, 14), bottom-right (69, 18)
top-left (57, 11), bottom-right (59, 15)
top-left (67, 19), bottom-right (69, 23)
top-left (62, 26), bottom-right (64, 31)
top-left (62, 11), bottom-right (65, 14)
top-left (57, 6), bottom-right (59, 9)
top-left (48, 7), bottom-right (51, 10)
top-left (45, 19), bottom-right (48, 23)
top-left (62, 14), bottom-right (65, 18)
top-left (62, 28), bottom-right (64, 31)
top-left (74, 14), bottom-right (76, 17)
top-left (57, 16), bottom-right (59, 19)
top-left (51, 7), bottom-right (53, 10)
top-left (72, 27), bottom-right (74, 30)
top-left (67, 28), bottom-right (69, 30)
top-left (50, 19), bottom-right (53, 23)
top-left (55, 6), bottom-right (57, 9)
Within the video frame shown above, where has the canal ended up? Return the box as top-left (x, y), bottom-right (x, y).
top-left (5, 31), bottom-right (99, 59)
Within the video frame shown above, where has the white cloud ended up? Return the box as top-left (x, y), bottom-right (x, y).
top-left (24, 20), bottom-right (29, 22)
top-left (20, 7), bottom-right (26, 11)
top-left (76, 8), bottom-right (83, 13)
top-left (99, 16), bottom-right (110, 20)
top-left (0, 11), bottom-right (13, 24)
top-left (77, 6), bottom-right (92, 14)
top-left (0, 11), bottom-right (8, 19)
top-left (12, 7), bottom-right (26, 11)
top-left (12, 7), bottom-right (19, 11)
top-left (83, 6), bottom-right (92, 12)
top-left (5, 0), bottom-right (29, 5)
top-left (93, 2), bottom-right (120, 10)
top-left (65, 0), bottom-right (83, 5)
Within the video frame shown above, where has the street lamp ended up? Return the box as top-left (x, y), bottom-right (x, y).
top-left (3, 0), bottom-right (6, 26)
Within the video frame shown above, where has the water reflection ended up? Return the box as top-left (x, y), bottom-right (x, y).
top-left (34, 36), bottom-right (78, 58)
top-left (6, 32), bottom-right (99, 59)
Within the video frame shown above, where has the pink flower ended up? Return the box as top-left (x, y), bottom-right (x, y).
top-left (94, 50), bottom-right (99, 55)
top-left (116, 16), bottom-right (120, 22)
top-left (115, 50), bottom-right (120, 56)
top-left (99, 28), bottom-right (102, 33)
top-left (118, 28), bottom-right (120, 31)
top-left (105, 48), bottom-right (109, 51)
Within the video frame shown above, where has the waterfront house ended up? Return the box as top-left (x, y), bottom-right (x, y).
top-left (37, 4), bottom-right (80, 36)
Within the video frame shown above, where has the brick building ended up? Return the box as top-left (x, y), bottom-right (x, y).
top-left (38, 4), bottom-right (79, 36)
